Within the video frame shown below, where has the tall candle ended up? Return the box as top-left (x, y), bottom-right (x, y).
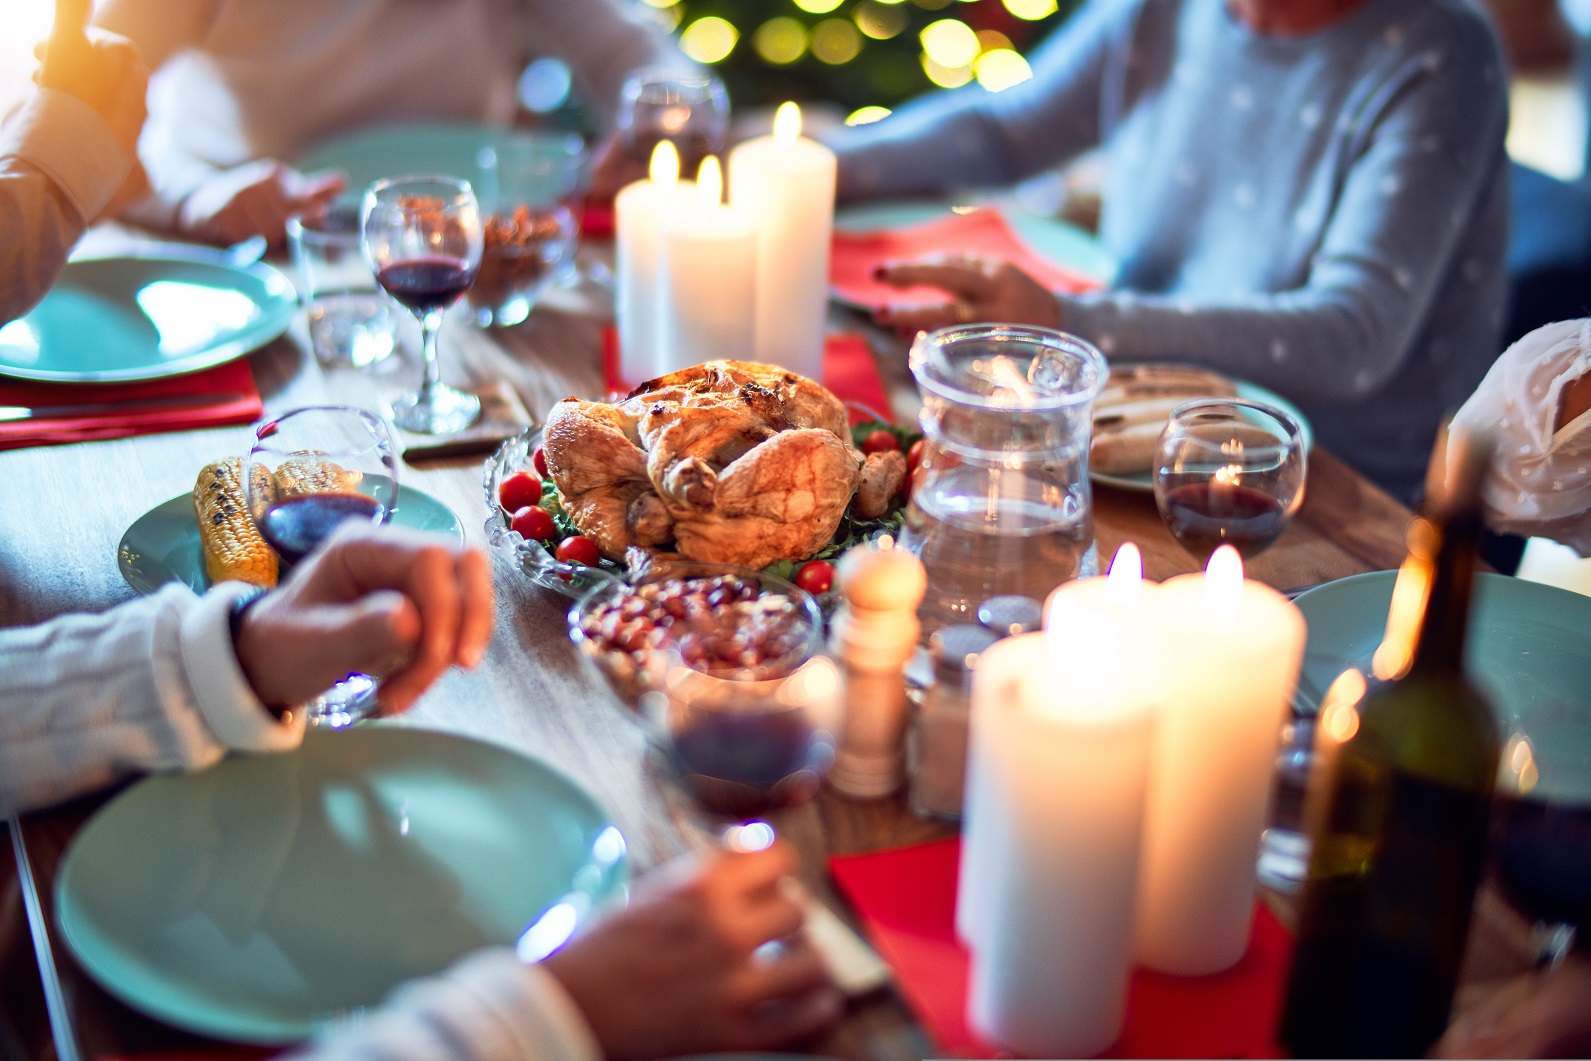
top-left (615, 142), bottom-right (696, 387)
top-left (727, 102), bottom-right (836, 380)
top-left (962, 548), bottom-right (1157, 1057)
top-left (1135, 546), bottom-right (1307, 975)
top-left (657, 157), bottom-right (758, 373)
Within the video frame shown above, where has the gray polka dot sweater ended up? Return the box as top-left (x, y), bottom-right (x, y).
top-left (835, 0), bottom-right (1509, 501)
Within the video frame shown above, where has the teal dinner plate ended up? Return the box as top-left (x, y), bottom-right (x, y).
top-left (56, 726), bottom-right (629, 1043)
top-left (1090, 374), bottom-right (1315, 493)
top-left (833, 201), bottom-right (1118, 294)
top-left (0, 256), bottom-right (295, 383)
top-left (297, 122), bottom-right (516, 196)
top-left (118, 485), bottom-right (465, 595)
top-left (1294, 571), bottom-right (1591, 800)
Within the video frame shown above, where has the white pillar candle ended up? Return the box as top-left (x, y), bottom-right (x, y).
top-left (962, 548), bottom-right (1157, 1058)
top-left (615, 142), bottom-right (696, 386)
top-left (1135, 546), bottom-right (1307, 975)
top-left (657, 157), bottom-right (758, 373)
top-left (727, 102), bottom-right (836, 380)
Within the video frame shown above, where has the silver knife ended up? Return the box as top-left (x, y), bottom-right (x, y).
top-left (0, 391), bottom-right (249, 423)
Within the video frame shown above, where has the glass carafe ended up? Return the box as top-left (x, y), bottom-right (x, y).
top-left (898, 324), bottom-right (1107, 634)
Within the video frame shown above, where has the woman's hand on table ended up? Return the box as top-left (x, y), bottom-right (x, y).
top-left (1433, 950), bottom-right (1591, 1058)
top-left (176, 159), bottom-right (345, 247)
top-left (544, 840), bottom-right (843, 1061)
top-left (871, 255), bottom-right (1062, 337)
top-left (233, 524), bottom-right (495, 713)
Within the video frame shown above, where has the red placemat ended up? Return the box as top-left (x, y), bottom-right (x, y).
top-left (829, 838), bottom-right (1293, 1059)
top-left (600, 328), bottom-right (895, 425)
top-left (0, 358), bottom-right (262, 451)
top-left (830, 208), bottom-right (1103, 308)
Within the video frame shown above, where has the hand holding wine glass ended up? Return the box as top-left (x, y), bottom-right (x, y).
top-left (245, 405), bottom-right (399, 726)
top-left (1153, 398), bottom-right (1307, 565)
top-left (361, 176), bottom-right (484, 435)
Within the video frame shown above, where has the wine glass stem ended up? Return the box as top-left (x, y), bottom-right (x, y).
top-left (418, 310), bottom-right (444, 400)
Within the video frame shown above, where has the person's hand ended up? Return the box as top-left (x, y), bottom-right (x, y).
top-left (36, 28), bottom-right (147, 157)
top-left (544, 842), bottom-right (843, 1061)
top-left (176, 159), bottom-right (346, 247)
top-left (232, 524), bottom-right (495, 713)
top-left (1432, 950), bottom-right (1591, 1058)
top-left (871, 255), bottom-right (1063, 337)
top-left (1556, 372), bottom-right (1591, 431)
top-left (585, 131), bottom-right (647, 207)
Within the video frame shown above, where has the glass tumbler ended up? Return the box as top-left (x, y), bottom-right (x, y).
top-left (897, 324), bottom-right (1108, 634)
top-left (471, 132), bottom-right (588, 327)
top-left (287, 205), bottom-right (396, 369)
top-left (617, 67), bottom-right (729, 178)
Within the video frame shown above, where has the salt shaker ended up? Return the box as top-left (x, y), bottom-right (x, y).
top-left (910, 623), bottom-right (999, 820)
top-left (828, 539), bottom-right (927, 798)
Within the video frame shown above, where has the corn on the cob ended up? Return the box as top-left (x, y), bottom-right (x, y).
top-left (193, 458), bottom-right (278, 588)
top-left (274, 453), bottom-right (362, 499)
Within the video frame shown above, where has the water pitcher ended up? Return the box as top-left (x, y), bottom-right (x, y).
top-left (898, 324), bottom-right (1107, 633)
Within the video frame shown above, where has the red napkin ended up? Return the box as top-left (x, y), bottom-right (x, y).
top-left (0, 358), bottom-right (262, 451)
top-left (600, 328), bottom-right (896, 425)
top-left (830, 208), bottom-right (1103, 308)
top-left (829, 838), bottom-right (1293, 1059)
top-left (579, 202), bottom-right (615, 240)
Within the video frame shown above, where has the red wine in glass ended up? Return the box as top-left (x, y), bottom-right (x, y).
top-left (670, 705), bottom-right (835, 822)
top-left (1159, 481), bottom-right (1290, 564)
top-left (258, 493), bottom-right (386, 564)
top-left (1492, 793), bottom-right (1591, 930)
top-left (375, 257), bottom-right (478, 316)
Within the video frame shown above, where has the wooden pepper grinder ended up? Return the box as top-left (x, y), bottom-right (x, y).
top-left (827, 538), bottom-right (927, 798)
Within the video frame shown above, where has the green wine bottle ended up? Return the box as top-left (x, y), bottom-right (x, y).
top-left (1279, 433), bottom-right (1501, 1059)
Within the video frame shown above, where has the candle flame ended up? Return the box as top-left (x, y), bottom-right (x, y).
top-left (1106, 543), bottom-right (1142, 606)
top-left (697, 155), bottom-right (723, 206)
top-left (1372, 518), bottom-right (1438, 680)
top-left (1319, 667), bottom-right (1366, 744)
top-left (649, 140), bottom-right (680, 187)
top-left (774, 101), bottom-right (803, 145)
top-left (1204, 544), bottom-right (1244, 618)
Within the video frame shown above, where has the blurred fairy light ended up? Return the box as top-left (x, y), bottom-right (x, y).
top-left (812, 18), bottom-right (862, 64)
top-left (648, 5), bottom-right (683, 31)
top-left (639, 0), bottom-right (680, 6)
top-left (1004, 0), bottom-right (1059, 19)
top-left (921, 54), bottom-right (974, 88)
top-left (975, 48), bottom-right (1033, 91)
top-left (754, 17), bottom-right (809, 64)
top-left (793, 0), bottom-right (845, 13)
top-left (518, 58), bottom-right (573, 113)
top-left (846, 105), bottom-right (893, 126)
top-left (855, 0), bottom-right (908, 39)
top-left (921, 19), bottom-right (979, 68)
top-left (915, 0), bottom-right (954, 10)
top-left (977, 29), bottom-right (1014, 51)
top-left (681, 16), bottom-right (739, 64)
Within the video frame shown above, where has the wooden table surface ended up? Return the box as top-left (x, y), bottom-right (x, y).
top-left (0, 260), bottom-right (1535, 1060)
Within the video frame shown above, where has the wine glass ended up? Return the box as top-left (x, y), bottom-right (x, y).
top-left (245, 405), bottom-right (399, 727)
top-left (1153, 398), bottom-right (1307, 565)
top-left (361, 176), bottom-right (484, 435)
top-left (617, 67), bottom-right (729, 179)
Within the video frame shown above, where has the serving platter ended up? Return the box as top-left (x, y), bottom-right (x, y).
top-left (119, 485), bottom-right (464, 595)
top-left (0, 256), bottom-right (295, 383)
top-left (56, 726), bottom-right (629, 1042)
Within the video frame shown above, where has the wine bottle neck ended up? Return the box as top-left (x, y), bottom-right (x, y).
top-left (1407, 512), bottom-right (1480, 676)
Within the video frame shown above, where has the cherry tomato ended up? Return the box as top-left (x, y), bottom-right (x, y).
top-left (861, 429), bottom-right (901, 455)
top-left (795, 560), bottom-right (836, 595)
top-left (906, 438), bottom-right (925, 475)
top-left (510, 505), bottom-right (556, 542)
top-left (532, 446), bottom-right (549, 478)
top-left (499, 470), bottom-right (542, 512)
top-left (556, 535), bottom-right (602, 567)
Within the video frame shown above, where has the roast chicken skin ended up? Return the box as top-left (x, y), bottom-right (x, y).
top-left (543, 361), bottom-right (903, 568)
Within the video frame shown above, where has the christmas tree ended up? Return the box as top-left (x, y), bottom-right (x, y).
top-left (640, 0), bottom-right (1078, 121)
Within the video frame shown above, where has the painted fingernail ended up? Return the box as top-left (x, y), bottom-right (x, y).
top-left (870, 266), bottom-right (887, 281)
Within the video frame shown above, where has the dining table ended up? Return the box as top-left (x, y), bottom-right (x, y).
top-left (0, 230), bottom-right (1546, 1061)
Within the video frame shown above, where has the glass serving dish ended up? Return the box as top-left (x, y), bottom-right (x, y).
top-left (566, 562), bottom-right (825, 709)
top-left (483, 426), bottom-right (620, 598)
